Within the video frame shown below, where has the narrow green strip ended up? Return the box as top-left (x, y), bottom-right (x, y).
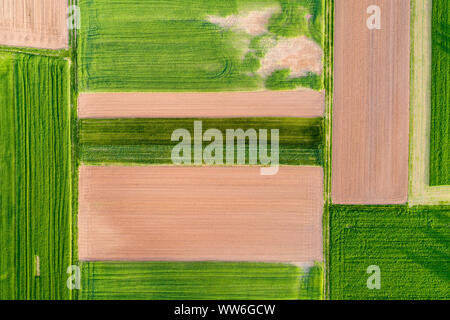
top-left (80, 262), bottom-right (323, 300)
top-left (79, 118), bottom-right (324, 166)
top-left (430, 0), bottom-right (450, 185)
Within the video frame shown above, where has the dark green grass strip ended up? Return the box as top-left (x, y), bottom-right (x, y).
top-left (430, 0), bottom-right (450, 185)
top-left (329, 205), bottom-right (450, 300)
top-left (0, 52), bottom-right (72, 300)
top-left (80, 262), bottom-right (323, 300)
top-left (78, 118), bottom-right (323, 166)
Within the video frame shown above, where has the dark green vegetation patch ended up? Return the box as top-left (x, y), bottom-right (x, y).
top-left (80, 262), bottom-right (323, 300)
top-left (430, 0), bottom-right (450, 186)
top-left (78, 118), bottom-right (323, 166)
top-left (0, 53), bottom-right (72, 299)
top-left (329, 205), bottom-right (450, 300)
top-left (78, 0), bottom-right (323, 92)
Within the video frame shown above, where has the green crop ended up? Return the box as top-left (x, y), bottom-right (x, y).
top-left (329, 205), bottom-right (450, 300)
top-left (78, 0), bottom-right (324, 92)
top-left (0, 53), bottom-right (72, 299)
top-left (430, 0), bottom-right (450, 186)
top-left (80, 262), bottom-right (323, 300)
top-left (78, 118), bottom-right (324, 166)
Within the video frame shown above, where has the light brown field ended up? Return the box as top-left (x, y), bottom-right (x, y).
top-left (77, 91), bottom-right (324, 118)
top-left (332, 0), bottom-right (410, 204)
top-left (78, 166), bottom-right (323, 263)
top-left (0, 0), bottom-right (68, 49)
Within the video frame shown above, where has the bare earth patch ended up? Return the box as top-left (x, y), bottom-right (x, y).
top-left (78, 166), bottom-right (324, 263)
top-left (258, 36), bottom-right (323, 78)
top-left (207, 6), bottom-right (280, 36)
top-left (332, 0), bottom-right (410, 204)
top-left (78, 91), bottom-right (325, 118)
top-left (0, 0), bottom-right (68, 49)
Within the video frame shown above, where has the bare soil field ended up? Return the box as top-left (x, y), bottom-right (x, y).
top-left (332, 0), bottom-right (410, 204)
top-left (78, 166), bottom-right (323, 263)
top-left (77, 91), bottom-right (324, 118)
top-left (0, 0), bottom-right (68, 49)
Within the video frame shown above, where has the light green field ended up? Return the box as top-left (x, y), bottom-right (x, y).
top-left (80, 262), bottom-right (323, 300)
top-left (78, 118), bottom-right (323, 166)
top-left (0, 53), bottom-right (72, 299)
top-left (329, 205), bottom-right (450, 300)
top-left (78, 0), bottom-right (324, 92)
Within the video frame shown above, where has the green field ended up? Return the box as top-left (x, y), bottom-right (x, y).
top-left (78, 118), bottom-right (323, 166)
top-left (0, 53), bottom-right (72, 299)
top-left (430, 0), bottom-right (450, 186)
top-left (80, 262), bottom-right (322, 300)
top-left (78, 0), bottom-right (324, 92)
top-left (329, 205), bottom-right (450, 300)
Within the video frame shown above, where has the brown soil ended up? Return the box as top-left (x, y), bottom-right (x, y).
top-left (78, 166), bottom-right (324, 262)
top-left (332, 0), bottom-right (410, 204)
top-left (258, 36), bottom-right (323, 78)
top-left (78, 91), bottom-right (325, 118)
top-left (0, 0), bottom-right (68, 49)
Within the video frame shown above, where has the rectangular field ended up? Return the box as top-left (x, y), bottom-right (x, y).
top-left (0, 52), bottom-right (71, 299)
top-left (80, 262), bottom-right (323, 300)
top-left (0, 0), bottom-right (68, 49)
top-left (332, 0), bottom-right (410, 204)
top-left (78, 166), bottom-right (323, 263)
top-left (329, 205), bottom-right (450, 300)
top-left (78, 0), bottom-right (324, 92)
top-left (78, 118), bottom-right (323, 166)
top-left (430, 0), bottom-right (450, 186)
top-left (78, 91), bottom-right (324, 118)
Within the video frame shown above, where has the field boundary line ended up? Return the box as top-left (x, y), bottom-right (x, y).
top-left (409, 0), bottom-right (450, 206)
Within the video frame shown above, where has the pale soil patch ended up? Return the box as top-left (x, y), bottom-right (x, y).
top-left (258, 36), bottom-right (323, 78)
top-left (207, 6), bottom-right (280, 36)
top-left (0, 0), bottom-right (68, 49)
top-left (409, 0), bottom-right (450, 205)
top-left (332, 0), bottom-right (410, 204)
top-left (78, 166), bottom-right (324, 263)
top-left (78, 90), bottom-right (325, 118)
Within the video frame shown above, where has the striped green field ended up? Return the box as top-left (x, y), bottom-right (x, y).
top-left (78, 118), bottom-right (323, 166)
top-left (430, 0), bottom-right (449, 186)
top-left (0, 52), bottom-right (72, 300)
top-left (80, 262), bottom-right (323, 300)
top-left (329, 205), bottom-right (450, 300)
top-left (78, 0), bottom-right (324, 92)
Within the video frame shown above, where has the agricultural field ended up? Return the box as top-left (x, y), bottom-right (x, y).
top-left (332, 0), bottom-right (410, 205)
top-left (77, 91), bottom-right (325, 118)
top-left (430, 0), bottom-right (450, 186)
top-left (78, 118), bottom-right (323, 166)
top-left (409, 0), bottom-right (450, 205)
top-left (0, 0), bottom-right (68, 49)
top-left (78, 0), bottom-right (324, 92)
top-left (80, 262), bottom-right (323, 300)
top-left (0, 52), bottom-right (72, 299)
top-left (78, 166), bottom-right (324, 262)
top-left (329, 205), bottom-right (450, 300)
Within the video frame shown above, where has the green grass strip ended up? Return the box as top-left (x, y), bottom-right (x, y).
top-left (430, 0), bottom-right (450, 185)
top-left (329, 205), bottom-right (450, 300)
top-left (0, 52), bottom-right (72, 300)
top-left (78, 118), bottom-right (323, 166)
top-left (80, 262), bottom-right (322, 300)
